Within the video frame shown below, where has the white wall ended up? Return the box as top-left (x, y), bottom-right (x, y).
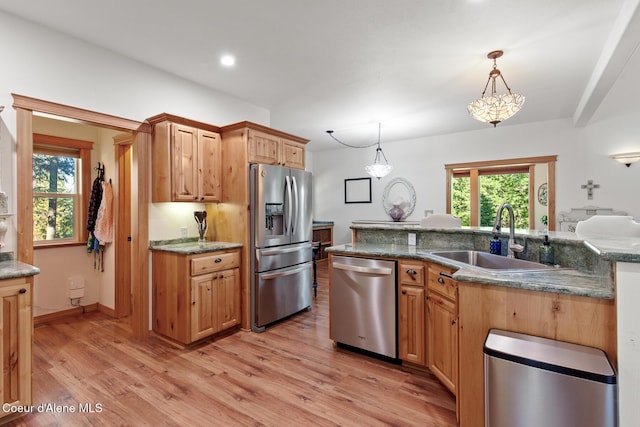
top-left (0, 11), bottom-right (269, 317)
top-left (313, 111), bottom-right (640, 245)
top-left (0, 10), bottom-right (270, 257)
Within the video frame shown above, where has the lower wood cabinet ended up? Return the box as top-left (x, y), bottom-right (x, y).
top-left (426, 263), bottom-right (458, 396)
top-left (398, 261), bottom-right (426, 365)
top-left (152, 249), bottom-right (241, 346)
top-left (457, 281), bottom-right (617, 427)
top-left (0, 278), bottom-right (32, 422)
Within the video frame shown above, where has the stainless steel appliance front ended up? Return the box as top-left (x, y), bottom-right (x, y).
top-left (330, 255), bottom-right (397, 359)
top-left (250, 164), bottom-right (313, 332)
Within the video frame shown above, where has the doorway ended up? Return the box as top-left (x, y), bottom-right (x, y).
top-left (13, 94), bottom-right (150, 337)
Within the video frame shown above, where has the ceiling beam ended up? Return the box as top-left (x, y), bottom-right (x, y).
top-left (574, 0), bottom-right (640, 127)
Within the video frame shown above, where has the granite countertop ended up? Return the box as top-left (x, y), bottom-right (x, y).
top-left (326, 243), bottom-right (613, 299)
top-left (149, 240), bottom-right (243, 254)
top-left (0, 260), bottom-right (40, 280)
top-left (582, 236), bottom-right (640, 262)
top-left (313, 221), bottom-right (334, 227)
top-left (351, 223), bottom-right (640, 263)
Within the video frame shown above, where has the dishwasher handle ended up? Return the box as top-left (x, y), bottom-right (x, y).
top-left (332, 262), bottom-right (393, 275)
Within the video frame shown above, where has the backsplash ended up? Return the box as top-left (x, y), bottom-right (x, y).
top-left (352, 225), bottom-right (611, 277)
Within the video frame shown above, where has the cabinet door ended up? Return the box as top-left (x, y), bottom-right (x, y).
top-left (248, 130), bottom-right (280, 165)
top-left (427, 293), bottom-right (458, 395)
top-left (172, 124), bottom-right (199, 201)
top-left (217, 268), bottom-right (240, 331)
top-left (0, 282), bottom-right (32, 416)
top-left (281, 139), bottom-right (305, 169)
top-left (198, 129), bottom-right (222, 202)
top-left (190, 274), bottom-right (218, 342)
top-left (398, 285), bottom-right (425, 365)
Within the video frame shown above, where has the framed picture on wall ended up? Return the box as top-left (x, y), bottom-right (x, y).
top-left (344, 177), bottom-right (372, 204)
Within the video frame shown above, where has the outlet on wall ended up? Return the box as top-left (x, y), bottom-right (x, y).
top-left (180, 226), bottom-right (188, 238)
top-left (408, 233), bottom-right (416, 246)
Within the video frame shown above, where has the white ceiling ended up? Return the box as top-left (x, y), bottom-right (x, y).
top-left (1, 0), bottom-right (639, 151)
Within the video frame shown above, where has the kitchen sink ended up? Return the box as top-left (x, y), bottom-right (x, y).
top-left (428, 250), bottom-right (555, 271)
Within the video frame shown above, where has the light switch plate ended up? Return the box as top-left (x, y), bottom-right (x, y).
top-left (408, 233), bottom-right (416, 246)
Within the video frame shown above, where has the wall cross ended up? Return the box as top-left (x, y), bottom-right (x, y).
top-left (581, 179), bottom-right (600, 200)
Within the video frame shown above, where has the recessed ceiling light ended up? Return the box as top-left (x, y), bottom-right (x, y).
top-left (220, 55), bottom-right (236, 67)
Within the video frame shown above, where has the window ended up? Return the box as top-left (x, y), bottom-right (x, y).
top-left (445, 156), bottom-right (556, 230)
top-left (32, 134), bottom-right (93, 246)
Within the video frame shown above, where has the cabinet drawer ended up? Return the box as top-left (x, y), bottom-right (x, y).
top-left (428, 291), bottom-right (456, 312)
top-left (427, 267), bottom-right (457, 300)
top-left (191, 252), bottom-right (240, 275)
top-left (399, 263), bottom-right (425, 286)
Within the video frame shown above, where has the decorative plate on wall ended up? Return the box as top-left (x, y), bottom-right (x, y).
top-left (382, 178), bottom-right (416, 220)
top-left (537, 183), bottom-right (548, 206)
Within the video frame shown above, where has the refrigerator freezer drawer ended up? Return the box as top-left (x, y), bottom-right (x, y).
top-left (256, 242), bottom-right (312, 273)
top-left (255, 262), bottom-right (313, 328)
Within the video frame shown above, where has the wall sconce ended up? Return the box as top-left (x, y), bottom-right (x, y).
top-left (610, 152), bottom-right (640, 167)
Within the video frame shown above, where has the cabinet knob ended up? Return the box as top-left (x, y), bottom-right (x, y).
top-left (19, 288), bottom-right (27, 294)
top-left (194, 196), bottom-right (198, 200)
top-left (200, 197), bottom-right (205, 201)
top-left (406, 269), bottom-right (417, 275)
top-left (451, 319), bottom-right (457, 325)
top-left (438, 277), bottom-right (445, 284)
top-left (401, 290), bottom-right (406, 295)
top-left (215, 258), bottom-right (222, 263)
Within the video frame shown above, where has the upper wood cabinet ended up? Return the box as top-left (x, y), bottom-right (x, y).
top-left (248, 128), bottom-right (306, 169)
top-left (148, 114), bottom-right (222, 202)
top-left (223, 121), bottom-right (308, 170)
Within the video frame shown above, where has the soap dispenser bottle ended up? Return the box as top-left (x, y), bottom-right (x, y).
top-left (539, 235), bottom-right (555, 265)
top-left (490, 232), bottom-right (502, 255)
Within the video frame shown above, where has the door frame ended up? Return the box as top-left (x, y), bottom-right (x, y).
top-left (12, 93), bottom-right (151, 338)
top-left (114, 135), bottom-right (133, 318)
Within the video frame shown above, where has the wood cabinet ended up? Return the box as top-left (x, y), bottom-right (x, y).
top-left (457, 281), bottom-right (617, 427)
top-left (398, 261), bottom-right (426, 365)
top-left (312, 224), bottom-right (333, 263)
top-left (0, 278), bottom-right (32, 421)
top-left (248, 128), bottom-right (306, 169)
top-left (152, 249), bottom-right (241, 346)
top-left (149, 113), bottom-right (222, 202)
top-left (426, 263), bottom-right (458, 396)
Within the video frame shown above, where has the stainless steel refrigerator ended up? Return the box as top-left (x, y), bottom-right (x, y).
top-left (250, 164), bottom-right (313, 332)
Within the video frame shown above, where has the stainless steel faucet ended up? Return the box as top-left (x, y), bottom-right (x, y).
top-left (492, 203), bottom-right (525, 258)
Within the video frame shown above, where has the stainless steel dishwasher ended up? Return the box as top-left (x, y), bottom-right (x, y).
top-left (330, 255), bottom-right (397, 359)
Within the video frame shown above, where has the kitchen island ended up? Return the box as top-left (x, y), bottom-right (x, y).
top-left (327, 224), bottom-right (621, 427)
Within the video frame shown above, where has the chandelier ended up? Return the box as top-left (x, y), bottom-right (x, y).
top-left (326, 123), bottom-right (393, 179)
top-left (467, 50), bottom-right (525, 127)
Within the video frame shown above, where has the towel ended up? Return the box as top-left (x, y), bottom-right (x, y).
top-left (94, 182), bottom-right (114, 243)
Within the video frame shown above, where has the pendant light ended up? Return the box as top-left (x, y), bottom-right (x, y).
top-left (326, 123), bottom-right (393, 179)
top-left (467, 50), bottom-right (525, 127)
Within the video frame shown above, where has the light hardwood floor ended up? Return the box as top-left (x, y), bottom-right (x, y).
top-left (6, 265), bottom-right (456, 426)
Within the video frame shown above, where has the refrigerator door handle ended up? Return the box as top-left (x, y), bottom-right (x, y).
top-left (291, 175), bottom-right (299, 235)
top-left (260, 263), bottom-right (310, 280)
top-left (260, 242), bottom-right (312, 256)
top-left (285, 175), bottom-right (292, 235)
